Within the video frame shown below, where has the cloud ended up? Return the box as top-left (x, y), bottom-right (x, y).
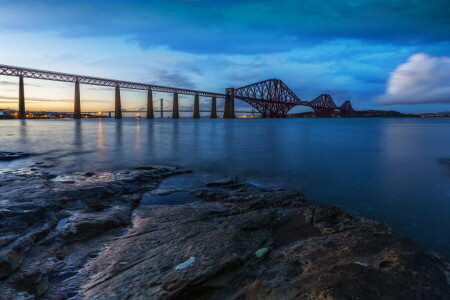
top-left (150, 70), bottom-right (196, 89)
top-left (0, 80), bottom-right (46, 88)
top-left (0, 0), bottom-right (449, 54)
top-left (0, 95), bottom-right (110, 103)
top-left (376, 53), bottom-right (450, 105)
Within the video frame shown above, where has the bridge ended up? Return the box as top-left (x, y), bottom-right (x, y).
top-left (0, 64), bottom-right (353, 119)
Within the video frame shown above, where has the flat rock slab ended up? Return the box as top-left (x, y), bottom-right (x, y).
top-left (81, 202), bottom-right (450, 300)
top-left (0, 166), bottom-right (449, 299)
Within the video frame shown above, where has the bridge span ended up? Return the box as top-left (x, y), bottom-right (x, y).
top-left (0, 64), bottom-right (353, 119)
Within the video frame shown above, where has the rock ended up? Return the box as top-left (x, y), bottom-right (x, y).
top-left (204, 176), bottom-right (238, 187)
top-left (12, 271), bottom-right (49, 297)
top-left (255, 248), bottom-right (270, 258)
top-left (0, 166), bottom-right (190, 298)
top-left (52, 175), bottom-right (76, 183)
top-left (58, 206), bottom-right (132, 241)
top-left (150, 188), bottom-right (181, 196)
top-left (79, 187), bottom-right (450, 299)
top-left (0, 222), bottom-right (54, 279)
top-left (0, 152), bottom-right (30, 161)
top-left (0, 166), bottom-right (448, 299)
top-left (175, 257), bottom-right (196, 270)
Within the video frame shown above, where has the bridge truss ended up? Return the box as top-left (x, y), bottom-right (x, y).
top-left (234, 79), bottom-right (354, 117)
top-left (0, 64), bottom-right (225, 98)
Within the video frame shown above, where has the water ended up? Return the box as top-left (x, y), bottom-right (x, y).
top-left (1, 118), bottom-right (449, 256)
top-left (141, 191), bottom-right (200, 206)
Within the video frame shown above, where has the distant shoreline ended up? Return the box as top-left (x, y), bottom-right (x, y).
top-left (1, 109), bottom-right (450, 119)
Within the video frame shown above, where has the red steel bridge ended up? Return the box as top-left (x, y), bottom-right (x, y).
top-left (0, 64), bottom-right (353, 119)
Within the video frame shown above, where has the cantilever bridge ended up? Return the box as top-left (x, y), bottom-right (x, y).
top-left (0, 64), bottom-right (353, 119)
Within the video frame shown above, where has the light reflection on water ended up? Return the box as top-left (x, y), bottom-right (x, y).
top-left (1, 118), bottom-right (449, 256)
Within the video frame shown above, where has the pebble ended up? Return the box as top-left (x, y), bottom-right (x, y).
top-left (255, 248), bottom-right (270, 258)
top-left (175, 257), bottom-right (196, 270)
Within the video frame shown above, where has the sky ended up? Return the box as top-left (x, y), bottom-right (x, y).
top-left (0, 0), bottom-right (449, 113)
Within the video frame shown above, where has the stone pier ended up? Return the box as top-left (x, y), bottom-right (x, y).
top-left (74, 80), bottom-right (81, 119)
top-left (115, 86), bottom-right (122, 119)
top-left (210, 97), bottom-right (217, 118)
top-left (224, 88), bottom-right (235, 118)
top-left (193, 94), bottom-right (200, 119)
top-left (18, 75), bottom-right (25, 119)
top-left (147, 90), bottom-right (154, 119)
top-left (172, 93), bottom-right (179, 119)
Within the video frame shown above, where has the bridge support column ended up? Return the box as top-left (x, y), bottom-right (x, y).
top-left (147, 89), bottom-right (154, 119)
top-left (193, 94), bottom-right (200, 119)
top-left (224, 88), bottom-right (235, 118)
top-left (172, 93), bottom-right (179, 119)
top-left (74, 80), bottom-right (81, 119)
top-left (224, 96), bottom-right (230, 118)
top-left (231, 93), bottom-right (235, 118)
top-left (210, 97), bottom-right (217, 118)
top-left (115, 86), bottom-right (122, 119)
top-left (18, 75), bottom-right (25, 119)
top-left (160, 98), bottom-right (163, 118)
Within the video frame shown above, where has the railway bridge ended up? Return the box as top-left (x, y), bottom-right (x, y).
top-left (0, 64), bottom-right (353, 119)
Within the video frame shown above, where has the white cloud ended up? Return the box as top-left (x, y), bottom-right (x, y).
top-left (377, 53), bottom-right (450, 105)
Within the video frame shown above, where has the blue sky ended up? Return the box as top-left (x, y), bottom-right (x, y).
top-left (0, 0), bottom-right (449, 113)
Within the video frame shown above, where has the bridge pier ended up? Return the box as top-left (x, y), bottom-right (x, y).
top-left (210, 97), bottom-right (217, 118)
top-left (224, 88), bottom-right (235, 118)
top-left (160, 98), bottom-right (163, 118)
top-left (18, 75), bottom-right (25, 119)
top-left (74, 80), bottom-right (81, 119)
top-left (193, 94), bottom-right (200, 119)
top-left (172, 93), bottom-right (179, 119)
top-left (115, 86), bottom-right (122, 119)
top-left (147, 90), bottom-right (154, 119)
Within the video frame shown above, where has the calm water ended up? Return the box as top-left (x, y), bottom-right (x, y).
top-left (1, 118), bottom-right (449, 256)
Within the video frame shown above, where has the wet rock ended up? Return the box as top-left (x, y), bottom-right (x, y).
top-left (0, 166), bottom-right (449, 299)
top-left (0, 152), bottom-right (30, 161)
top-left (204, 176), bottom-right (238, 187)
top-left (52, 175), bottom-right (76, 183)
top-left (0, 222), bottom-right (54, 279)
top-left (12, 271), bottom-right (49, 297)
top-left (150, 188), bottom-right (182, 196)
top-left (255, 248), bottom-right (270, 258)
top-left (79, 186), bottom-right (450, 299)
top-left (0, 165), bottom-right (191, 298)
top-left (59, 206), bottom-right (132, 241)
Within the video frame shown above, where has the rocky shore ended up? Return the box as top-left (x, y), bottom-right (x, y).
top-left (0, 157), bottom-right (449, 299)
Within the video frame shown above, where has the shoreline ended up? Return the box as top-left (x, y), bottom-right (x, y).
top-left (0, 156), bottom-right (449, 298)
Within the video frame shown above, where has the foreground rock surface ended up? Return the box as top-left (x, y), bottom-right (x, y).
top-left (0, 166), bottom-right (448, 299)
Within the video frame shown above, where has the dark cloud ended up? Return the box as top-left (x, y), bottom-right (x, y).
top-left (0, 0), bottom-right (449, 54)
top-left (150, 70), bottom-right (196, 89)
